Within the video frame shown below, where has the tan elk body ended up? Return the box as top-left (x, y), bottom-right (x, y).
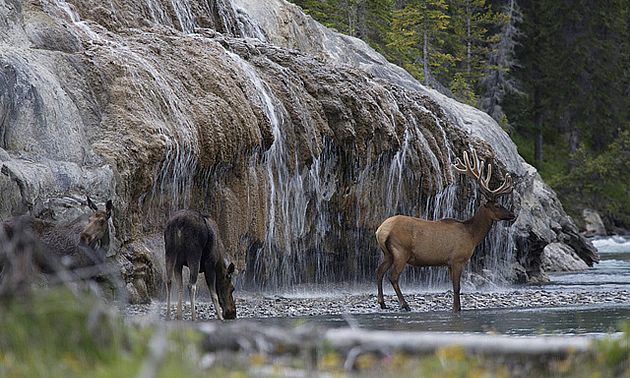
top-left (376, 150), bottom-right (516, 312)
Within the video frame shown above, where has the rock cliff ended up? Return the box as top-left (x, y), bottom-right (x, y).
top-left (0, 0), bottom-right (597, 302)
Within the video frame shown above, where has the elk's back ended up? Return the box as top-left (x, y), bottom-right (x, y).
top-left (377, 215), bottom-right (473, 267)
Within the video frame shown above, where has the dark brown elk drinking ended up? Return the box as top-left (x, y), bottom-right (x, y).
top-left (164, 210), bottom-right (236, 320)
top-left (1, 196), bottom-right (112, 276)
top-left (376, 150), bottom-right (516, 312)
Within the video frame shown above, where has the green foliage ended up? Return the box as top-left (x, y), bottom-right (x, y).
top-left (594, 321), bottom-right (630, 376)
top-left (548, 129), bottom-right (630, 228)
top-left (447, 0), bottom-right (502, 95)
top-left (388, 0), bottom-right (452, 85)
top-left (0, 289), bottom-right (126, 376)
top-left (292, 0), bottom-right (507, 104)
top-left (0, 288), bottom-right (206, 377)
top-left (290, 0), bottom-right (630, 227)
top-left (450, 71), bottom-right (477, 105)
top-left (2, 288), bottom-right (630, 376)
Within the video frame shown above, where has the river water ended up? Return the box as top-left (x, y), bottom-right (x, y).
top-left (132, 236), bottom-right (630, 337)
top-left (253, 236), bottom-right (630, 336)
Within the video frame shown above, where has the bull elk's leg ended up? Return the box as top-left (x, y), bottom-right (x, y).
top-left (388, 259), bottom-right (411, 311)
top-left (376, 253), bottom-right (393, 309)
top-left (449, 264), bottom-right (463, 312)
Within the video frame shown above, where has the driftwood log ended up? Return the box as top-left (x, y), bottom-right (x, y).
top-left (193, 321), bottom-right (594, 373)
top-left (324, 328), bottom-right (592, 356)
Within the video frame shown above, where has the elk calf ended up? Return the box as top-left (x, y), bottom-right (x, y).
top-left (164, 210), bottom-right (236, 320)
top-left (376, 150), bottom-right (516, 312)
top-left (1, 196), bottom-right (112, 278)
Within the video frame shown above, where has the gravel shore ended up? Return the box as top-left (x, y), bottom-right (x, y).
top-left (124, 288), bottom-right (630, 322)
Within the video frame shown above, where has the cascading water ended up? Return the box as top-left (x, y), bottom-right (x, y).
top-left (145, 0), bottom-right (174, 28)
top-left (226, 51), bottom-right (342, 289)
top-left (34, 0), bottom-right (518, 294)
top-left (169, 0), bottom-right (196, 34)
top-left (44, 0), bottom-right (201, 221)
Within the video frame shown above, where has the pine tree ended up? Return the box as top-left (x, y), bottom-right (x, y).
top-left (447, 0), bottom-right (503, 105)
top-left (478, 0), bottom-right (522, 125)
top-left (388, 0), bottom-right (452, 87)
top-left (361, 0), bottom-right (396, 56)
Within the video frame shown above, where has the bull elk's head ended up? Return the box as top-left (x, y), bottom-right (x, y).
top-left (452, 150), bottom-right (516, 221)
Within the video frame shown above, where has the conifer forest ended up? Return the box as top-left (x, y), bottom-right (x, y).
top-left (291, 0), bottom-right (630, 229)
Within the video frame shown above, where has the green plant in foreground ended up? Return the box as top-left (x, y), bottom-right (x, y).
top-left (1, 288), bottom-right (629, 377)
top-left (593, 321), bottom-right (630, 377)
top-left (0, 289), bottom-right (129, 376)
top-left (0, 288), bottom-right (205, 377)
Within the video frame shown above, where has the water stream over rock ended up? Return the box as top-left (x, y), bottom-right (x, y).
top-left (0, 0), bottom-right (597, 302)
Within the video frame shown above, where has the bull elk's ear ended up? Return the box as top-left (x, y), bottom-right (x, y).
top-left (481, 193), bottom-right (491, 204)
top-left (87, 196), bottom-right (98, 211)
top-left (227, 262), bottom-right (235, 275)
top-left (105, 200), bottom-right (113, 218)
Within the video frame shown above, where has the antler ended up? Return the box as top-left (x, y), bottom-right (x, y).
top-left (452, 150), bottom-right (513, 200)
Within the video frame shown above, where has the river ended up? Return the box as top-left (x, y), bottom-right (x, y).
top-left (248, 236), bottom-right (630, 336)
top-left (129, 236), bottom-right (630, 337)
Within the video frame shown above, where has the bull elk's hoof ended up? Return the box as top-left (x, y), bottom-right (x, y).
top-left (402, 303), bottom-right (411, 311)
top-left (379, 302), bottom-right (387, 310)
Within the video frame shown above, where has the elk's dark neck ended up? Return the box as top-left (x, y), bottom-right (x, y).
top-left (215, 259), bottom-right (226, 275)
top-left (467, 204), bottom-right (495, 246)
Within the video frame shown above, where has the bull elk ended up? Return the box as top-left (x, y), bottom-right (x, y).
top-left (376, 150), bottom-right (516, 312)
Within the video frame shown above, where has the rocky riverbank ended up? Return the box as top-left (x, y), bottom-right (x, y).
top-left (124, 288), bottom-right (630, 322)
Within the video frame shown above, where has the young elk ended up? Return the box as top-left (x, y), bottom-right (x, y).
top-left (164, 210), bottom-right (236, 321)
top-left (2, 196), bottom-right (112, 273)
top-left (80, 197), bottom-right (113, 252)
top-left (376, 150), bottom-right (516, 312)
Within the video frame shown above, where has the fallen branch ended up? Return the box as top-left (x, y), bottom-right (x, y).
top-left (197, 321), bottom-right (594, 358)
top-left (325, 328), bottom-right (594, 356)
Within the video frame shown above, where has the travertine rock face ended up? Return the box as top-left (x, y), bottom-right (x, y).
top-left (0, 0), bottom-right (597, 302)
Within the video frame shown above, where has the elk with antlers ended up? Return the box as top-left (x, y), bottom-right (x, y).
top-left (376, 150), bottom-right (516, 312)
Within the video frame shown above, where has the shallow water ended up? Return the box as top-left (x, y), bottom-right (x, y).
top-left (540, 236), bottom-right (630, 292)
top-left (259, 303), bottom-right (628, 336)
top-left (257, 236), bottom-right (630, 336)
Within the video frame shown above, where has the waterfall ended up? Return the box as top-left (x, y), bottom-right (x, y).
top-left (145, 0), bottom-right (172, 28)
top-left (227, 51), bottom-right (341, 289)
top-left (113, 45), bottom-right (200, 217)
top-left (44, 0), bottom-right (101, 41)
top-left (169, 0), bottom-right (197, 34)
top-left (44, 0), bottom-right (200, 219)
top-left (33, 0), bottom-right (517, 294)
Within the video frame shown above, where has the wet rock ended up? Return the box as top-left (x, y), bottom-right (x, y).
top-left (127, 288), bottom-right (630, 321)
top-left (1, 0), bottom-right (598, 303)
top-left (583, 209), bottom-right (607, 237)
top-left (542, 242), bottom-right (589, 272)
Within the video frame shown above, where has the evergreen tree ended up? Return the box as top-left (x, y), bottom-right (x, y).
top-left (447, 0), bottom-right (503, 105)
top-left (388, 0), bottom-right (452, 87)
top-left (361, 0), bottom-right (396, 56)
top-left (478, 0), bottom-right (522, 125)
top-left (563, 0), bottom-right (630, 154)
top-left (507, 0), bottom-right (629, 164)
top-left (292, 0), bottom-right (394, 56)
top-left (505, 0), bottom-right (561, 163)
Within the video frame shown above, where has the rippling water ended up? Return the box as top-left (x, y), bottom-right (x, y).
top-left (259, 236), bottom-right (630, 336)
top-left (542, 235), bottom-right (630, 292)
top-left (259, 303), bottom-right (628, 336)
